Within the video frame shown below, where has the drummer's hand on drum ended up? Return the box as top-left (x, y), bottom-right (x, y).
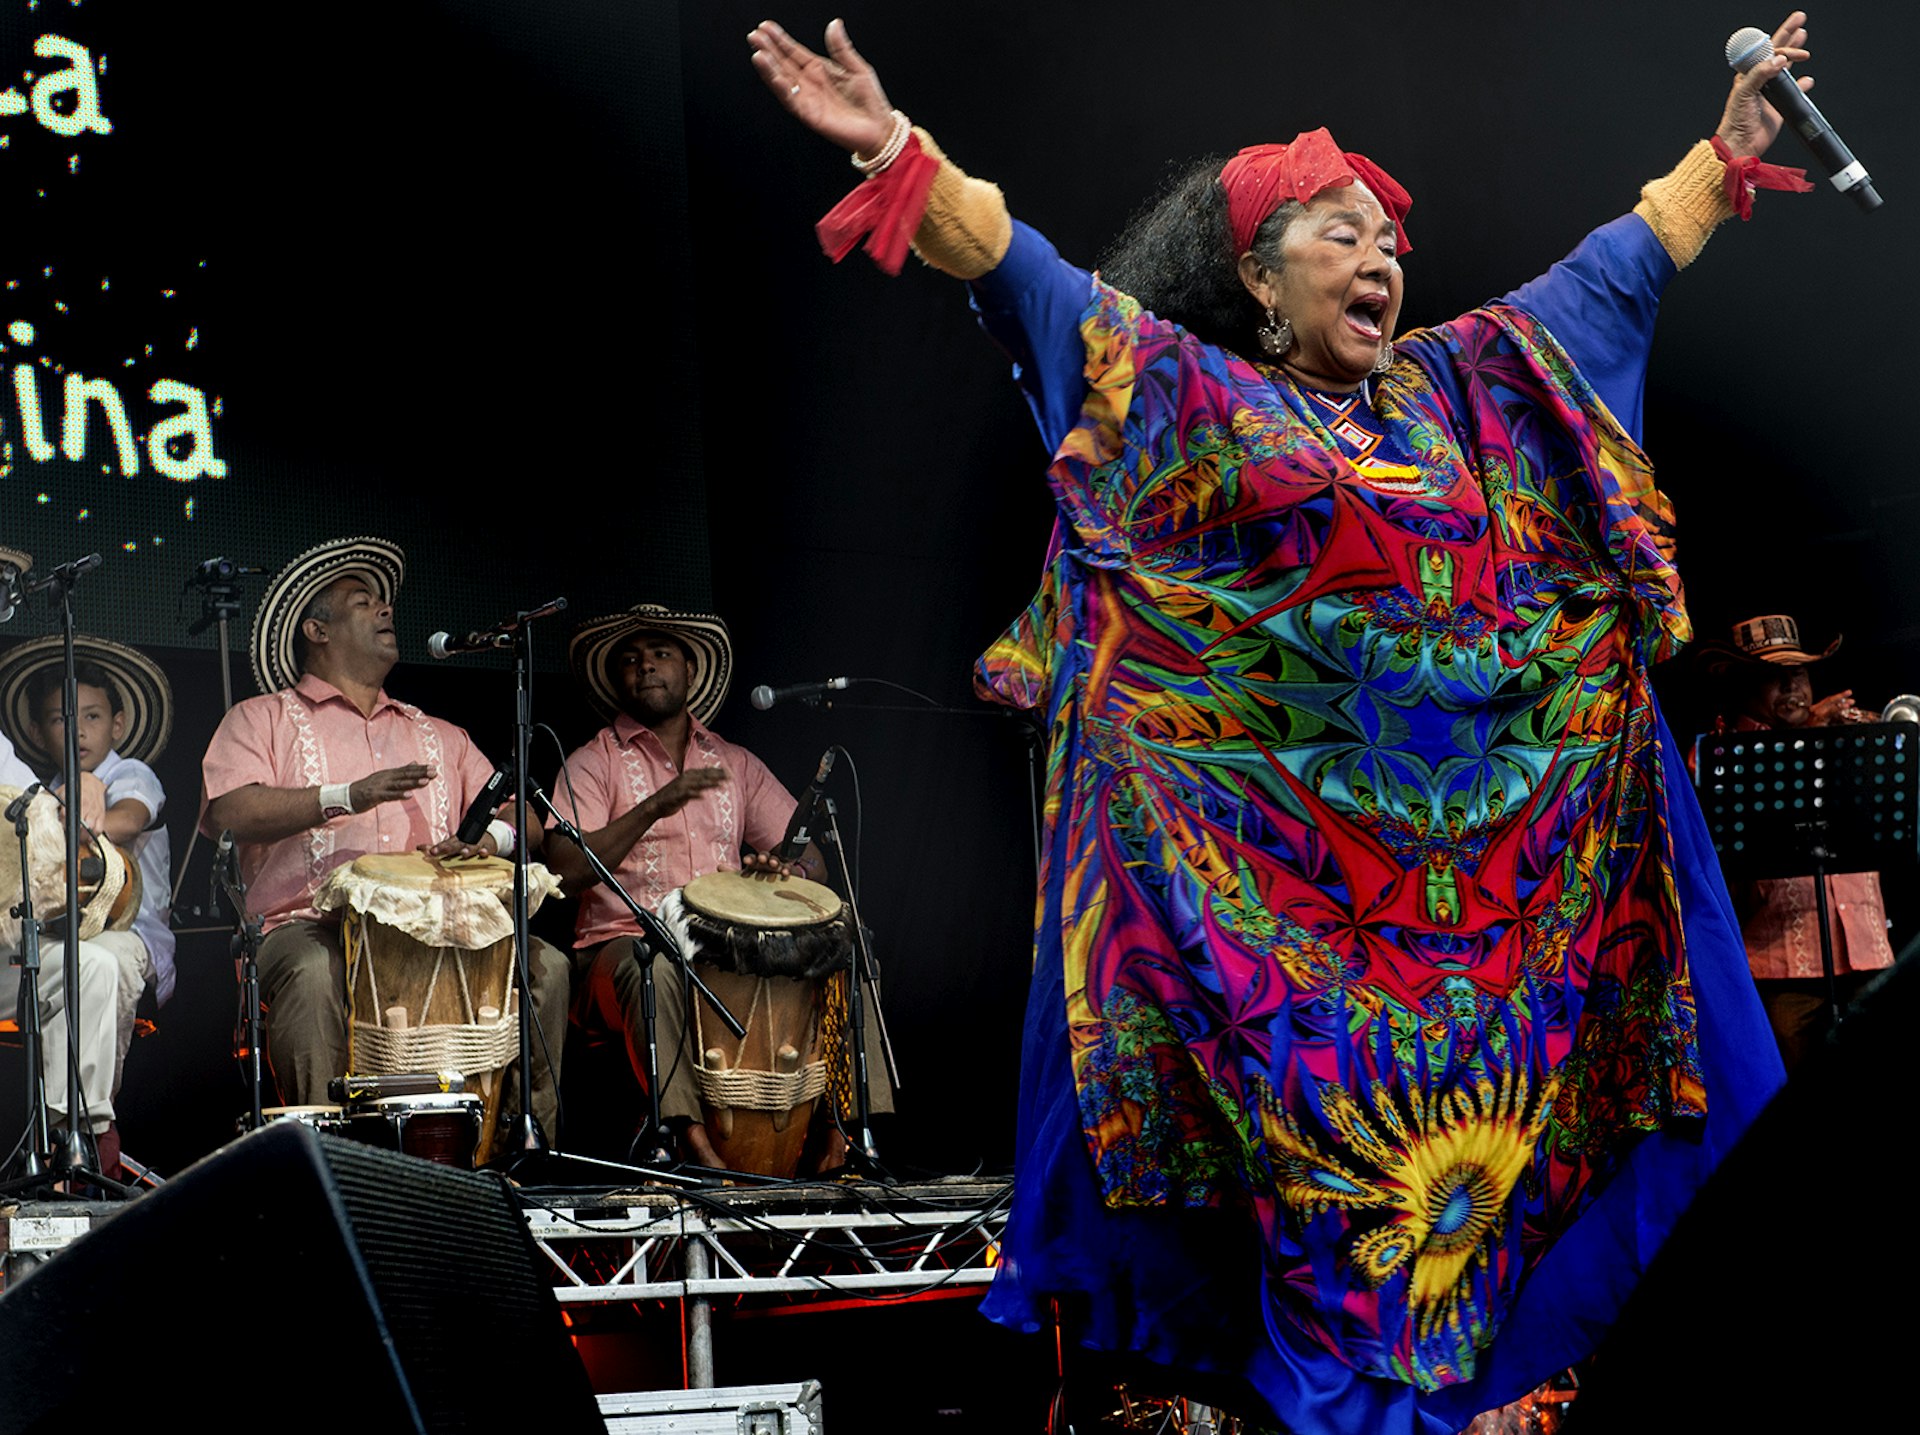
top-left (648, 766), bottom-right (730, 820)
top-left (748, 18), bottom-right (896, 157)
top-left (350, 764), bottom-right (436, 812)
top-left (741, 847), bottom-right (816, 881)
top-left (76, 771), bottom-right (108, 835)
top-left (420, 834), bottom-right (492, 861)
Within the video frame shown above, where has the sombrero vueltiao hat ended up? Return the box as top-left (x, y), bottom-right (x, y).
top-left (251, 536), bottom-right (406, 695)
top-left (0, 633), bottom-right (175, 770)
top-left (569, 604), bottom-right (732, 726)
top-left (1695, 613), bottom-right (1842, 676)
top-left (0, 546), bottom-right (30, 583)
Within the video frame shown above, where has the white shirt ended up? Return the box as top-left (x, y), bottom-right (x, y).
top-left (53, 748), bottom-right (175, 1005)
top-left (0, 731), bottom-right (32, 789)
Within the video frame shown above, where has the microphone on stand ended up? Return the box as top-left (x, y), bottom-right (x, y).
top-left (751, 677), bottom-right (852, 710)
top-left (776, 748), bottom-right (836, 863)
top-left (427, 597), bottom-right (568, 659)
top-left (428, 629), bottom-right (512, 658)
top-left (1726, 25), bottom-right (1880, 210)
top-left (456, 768), bottom-right (513, 846)
top-left (5, 782), bottom-right (43, 825)
top-left (24, 553), bottom-right (102, 592)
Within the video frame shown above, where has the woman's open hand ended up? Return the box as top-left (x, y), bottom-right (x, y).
top-left (1717, 11), bottom-right (1813, 160)
top-left (749, 18), bottom-right (895, 157)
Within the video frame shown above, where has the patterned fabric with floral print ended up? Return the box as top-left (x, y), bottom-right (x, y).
top-left (977, 277), bottom-right (1701, 1392)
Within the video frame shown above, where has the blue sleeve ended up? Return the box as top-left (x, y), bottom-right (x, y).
top-left (966, 221), bottom-right (1097, 454)
top-left (1500, 214), bottom-right (1677, 444)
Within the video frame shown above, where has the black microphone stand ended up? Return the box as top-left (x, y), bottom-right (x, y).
top-left (170, 560), bottom-right (256, 922)
top-left (500, 601), bottom-right (566, 1163)
top-left (1, 786), bottom-right (56, 1190)
top-left (532, 787), bottom-right (744, 1183)
top-left (34, 556), bottom-right (126, 1194)
top-left (213, 835), bottom-right (266, 1131)
top-left (818, 793), bottom-right (894, 1172)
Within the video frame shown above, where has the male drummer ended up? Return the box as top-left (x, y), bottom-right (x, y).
top-left (547, 604), bottom-right (892, 1169)
top-left (0, 633), bottom-right (177, 1182)
top-left (199, 537), bottom-right (569, 1140)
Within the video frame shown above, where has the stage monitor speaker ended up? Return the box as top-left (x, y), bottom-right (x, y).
top-left (0, 1122), bottom-right (603, 1434)
top-left (1564, 945), bottom-right (1919, 1431)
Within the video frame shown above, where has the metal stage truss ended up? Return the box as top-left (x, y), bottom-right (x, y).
top-left (516, 1175), bottom-right (1014, 1390)
top-left (519, 1176), bottom-right (1012, 1305)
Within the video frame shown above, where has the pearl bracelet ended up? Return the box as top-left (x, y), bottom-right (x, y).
top-left (850, 110), bottom-right (911, 176)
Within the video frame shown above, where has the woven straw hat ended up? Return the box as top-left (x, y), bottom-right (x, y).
top-left (250, 536), bottom-right (405, 695)
top-left (0, 634), bottom-right (174, 770)
top-left (568, 604), bottom-right (731, 726)
top-left (1695, 613), bottom-right (1841, 675)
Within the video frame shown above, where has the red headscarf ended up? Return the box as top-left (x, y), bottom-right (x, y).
top-left (1220, 128), bottom-right (1413, 257)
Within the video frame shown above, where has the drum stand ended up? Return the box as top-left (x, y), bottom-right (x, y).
top-left (532, 786), bottom-right (743, 1182)
top-left (819, 795), bottom-right (897, 1171)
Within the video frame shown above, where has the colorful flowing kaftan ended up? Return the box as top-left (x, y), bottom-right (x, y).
top-left (970, 218), bottom-right (1782, 1433)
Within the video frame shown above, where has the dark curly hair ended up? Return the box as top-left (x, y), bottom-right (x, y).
top-left (1095, 156), bottom-right (1303, 360)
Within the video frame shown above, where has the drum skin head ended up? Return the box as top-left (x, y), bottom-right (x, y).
top-left (682, 870), bottom-right (842, 927)
top-left (348, 852), bottom-right (517, 889)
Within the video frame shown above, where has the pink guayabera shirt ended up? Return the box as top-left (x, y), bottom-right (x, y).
top-left (552, 713), bottom-right (797, 948)
top-left (199, 673), bottom-right (498, 932)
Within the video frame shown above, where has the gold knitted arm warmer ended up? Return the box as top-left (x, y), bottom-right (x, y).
top-left (1634, 140), bottom-right (1738, 270)
top-left (907, 128), bottom-right (1013, 280)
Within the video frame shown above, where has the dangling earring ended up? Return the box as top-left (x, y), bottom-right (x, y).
top-left (1257, 308), bottom-right (1293, 357)
top-left (1372, 340), bottom-right (1395, 374)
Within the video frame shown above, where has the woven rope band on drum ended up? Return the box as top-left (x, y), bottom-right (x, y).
top-left (353, 1019), bottom-right (520, 1076)
top-left (694, 1061), bottom-right (829, 1112)
top-left (692, 972), bottom-right (831, 1113)
top-left (343, 909), bottom-right (519, 1076)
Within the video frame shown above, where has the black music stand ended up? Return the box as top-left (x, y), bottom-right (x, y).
top-left (1694, 722), bottom-right (1919, 1024)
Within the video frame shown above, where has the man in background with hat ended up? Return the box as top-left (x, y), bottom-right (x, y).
top-left (548, 604), bottom-right (891, 1168)
top-left (199, 536), bottom-right (569, 1137)
top-left (0, 634), bottom-right (176, 1180)
top-left (1704, 613), bottom-right (1895, 1070)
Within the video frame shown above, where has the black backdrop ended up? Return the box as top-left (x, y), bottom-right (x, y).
top-left (4, 0), bottom-right (1917, 1180)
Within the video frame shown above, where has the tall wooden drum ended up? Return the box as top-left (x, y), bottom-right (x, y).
top-left (313, 852), bottom-right (558, 1166)
top-left (671, 870), bottom-right (854, 1178)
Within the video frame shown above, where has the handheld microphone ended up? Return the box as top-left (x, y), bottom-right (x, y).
top-left (456, 767), bottom-right (512, 845)
top-left (1726, 26), bottom-right (1880, 210)
top-left (751, 677), bottom-right (852, 710)
top-left (776, 748), bottom-right (836, 863)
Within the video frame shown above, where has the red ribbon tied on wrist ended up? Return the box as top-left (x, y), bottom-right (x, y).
top-left (1709, 134), bottom-right (1814, 221)
top-left (816, 132), bottom-right (941, 276)
top-left (1220, 128), bottom-right (1413, 257)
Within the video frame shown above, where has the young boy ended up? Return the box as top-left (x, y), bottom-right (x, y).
top-left (1, 638), bottom-right (174, 1180)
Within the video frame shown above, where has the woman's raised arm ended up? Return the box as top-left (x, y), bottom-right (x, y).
top-left (747, 19), bottom-right (895, 160)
